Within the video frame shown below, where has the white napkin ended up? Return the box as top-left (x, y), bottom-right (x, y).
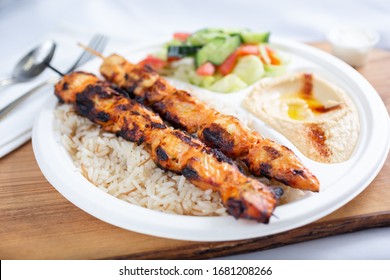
top-left (0, 65), bottom-right (57, 158)
top-left (0, 82), bottom-right (49, 157)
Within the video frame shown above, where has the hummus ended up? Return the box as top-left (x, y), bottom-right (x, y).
top-left (244, 73), bottom-right (360, 163)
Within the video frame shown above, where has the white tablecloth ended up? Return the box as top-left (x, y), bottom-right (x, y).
top-left (1, 0), bottom-right (389, 259)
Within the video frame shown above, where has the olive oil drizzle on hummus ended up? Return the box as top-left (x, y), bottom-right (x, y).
top-left (283, 73), bottom-right (343, 121)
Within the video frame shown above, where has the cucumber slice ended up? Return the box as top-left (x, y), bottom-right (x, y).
top-left (195, 38), bottom-right (224, 66)
top-left (208, 35), bottom-right (241, 65)
top-left (187, 29), bottom-right (227, 45)
top-left (233, 55), bottom-right (264, 84)
top-left (183, 68), bottom-right (216, 87)
top-left (208, 74), bottom-right (247, 93)
top-left (241, 32), bottom-right (270, 44)
top-left (196, 35), bottom-right (241, 67)
top-left (195, 43), bottom-right (214, 67)
top-left (201, 75), bottom-right (215, 88)
top-left (188, 71), bottom-right (204, 86)
top-left (167, 46), bottom-right (202, 58)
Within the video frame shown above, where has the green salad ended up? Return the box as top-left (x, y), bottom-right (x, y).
top-left (138, 28), bottom-right (287, 93)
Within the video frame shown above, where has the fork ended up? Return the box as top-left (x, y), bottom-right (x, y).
top-left (64, 34), bottom-right (108, 73)
top-left (0, 34), bottom-right (108, 119)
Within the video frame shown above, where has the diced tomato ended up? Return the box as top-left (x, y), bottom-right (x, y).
top-left (218, 45), bottom-right (259, 76)
top-left (218, 52), bottom-right (238, 76)
top-left (236, 44), bottom-right (259, 56)
top-left (196, 62), bottom-right (215, 76)
top-left (167, 56), bottom-right (181, 63)
top-left (138, 55), bottom-right (167, 70)
top-left (173, 32), bottom-right (191, 42)
top-left (266, 46), bottom-right (281, 65)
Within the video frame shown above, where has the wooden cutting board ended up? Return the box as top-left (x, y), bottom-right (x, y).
top-left (0, 43), bottom-right (389, 260)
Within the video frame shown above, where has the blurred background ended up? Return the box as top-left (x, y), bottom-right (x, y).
top-left (0, 0), bottom-right (389, 259)
top-left (0, 0), bottom-right (389, 70)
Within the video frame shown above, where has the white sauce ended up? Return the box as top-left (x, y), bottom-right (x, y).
top-left (336, 29), bottom-right (373, 47)
top-left (327, 26), bottom-right (379, 67)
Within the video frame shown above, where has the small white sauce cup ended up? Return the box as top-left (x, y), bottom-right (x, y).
top-left (327, 26), bottom-right (380, 67)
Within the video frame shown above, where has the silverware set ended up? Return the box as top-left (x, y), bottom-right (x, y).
top-left (0, 34), bottom-right (108, 119)
top-left (0, 41), bottom-right (56, 88)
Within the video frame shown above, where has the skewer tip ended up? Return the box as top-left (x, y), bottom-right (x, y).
top-left (78, 43), bottom-right (105, 59)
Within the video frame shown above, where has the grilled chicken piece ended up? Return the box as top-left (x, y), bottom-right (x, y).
top-left (55, 72), bottom-right (278, 223)
top-left (100, 54), bottom-right (320, 192)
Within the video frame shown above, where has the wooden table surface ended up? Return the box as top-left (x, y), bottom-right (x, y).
top-left (0, 43), bottom-right (389, 260)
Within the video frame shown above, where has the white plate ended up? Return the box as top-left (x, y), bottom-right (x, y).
top-left (32, 38), bottom-right (390, 241)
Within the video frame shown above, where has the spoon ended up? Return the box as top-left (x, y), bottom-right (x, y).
top-left (0, 40), bottom-right (56, 89)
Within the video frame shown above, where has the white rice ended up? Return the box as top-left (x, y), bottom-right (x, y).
top-left (54, 104), bottom-right (226, 216)
top-left (54, 99), bottom-right (305, 216)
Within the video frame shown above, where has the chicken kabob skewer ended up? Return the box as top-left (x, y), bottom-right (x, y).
top-left (55, 71), bottom-right (279, 223)
top-left (81, 46), bottom-right (319, 192)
